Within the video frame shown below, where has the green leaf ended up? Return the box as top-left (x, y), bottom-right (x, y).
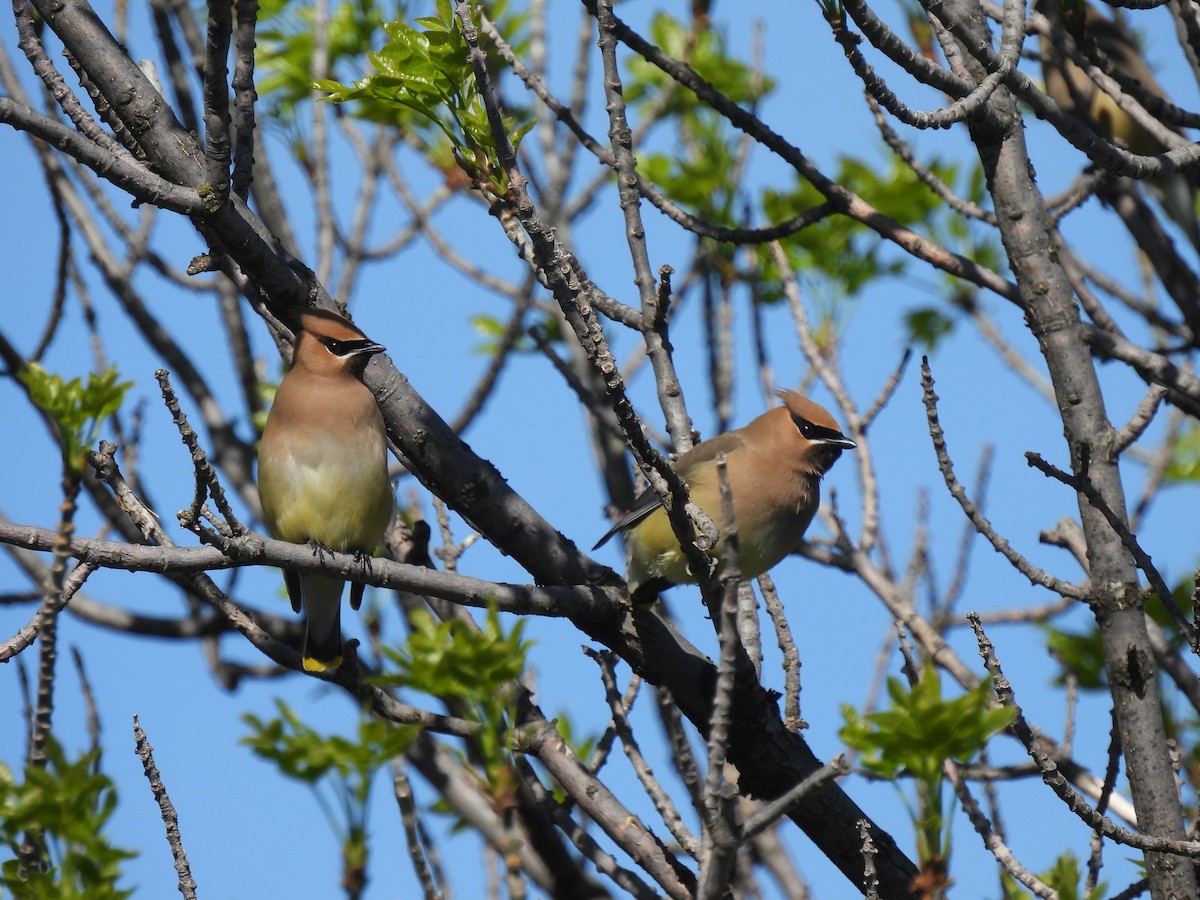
top-left (1041, 624), bottom-right (1108, 690)
top-left (378, 604), bottom-right (531, 701)
top-left (0, 739), bottom-right (135, 899)
top-left (627, 15), bottom-right (776, 230)
top-left (841, 662), bottom-right (1014, 865)
top-left (1166, 423), bottom-right (1200, 482)
top-left (905, 307), bottom-right (955, 351)
top-left (242, 700), bottom-right (415, 787)
top-left (315, 7), bottom-right (533, 189)
top-left (626, 13), bottom-right (775, 112)
top-left (19, 363), bottom-right (131, 475)
top-left (241, 701), bottom-right (415, 891)
top-left (552, 711), bottom-right (597, 763)
top-left (754, 154), bottom-right (998, 321)
top-left (1036, 850), bottom-right (1107, 900)
top-left (378, 604), bottom-right (531, 795)
top-left (257, 0), bottom-right (398, 118)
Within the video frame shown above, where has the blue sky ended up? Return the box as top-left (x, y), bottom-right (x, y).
top-left (2, 1), bottom-right (1199, 897)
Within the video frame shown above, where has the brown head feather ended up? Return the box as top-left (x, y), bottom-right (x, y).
top-left (295, 309), bottom-right (369, 342)
top-left (288, 309), bottom-right (384, 378)
top-left (775, 389), bottom-right (840, 431)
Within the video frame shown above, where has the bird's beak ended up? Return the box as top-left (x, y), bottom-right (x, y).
top-left (824, 433), bottom-right (857, 450)
top-left (354, 341), bottom-right (387, 357)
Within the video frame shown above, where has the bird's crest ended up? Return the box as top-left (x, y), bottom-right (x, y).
top-left (295, 308), bottom-right (369, 343)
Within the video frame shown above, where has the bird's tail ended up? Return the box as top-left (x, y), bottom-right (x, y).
top-left (300, 574), bottom-right (346, 672)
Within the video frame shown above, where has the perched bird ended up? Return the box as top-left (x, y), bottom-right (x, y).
top-left (258, 309), bottom-right (393, 672)
top-left (594, 391), bottom-right (855, 606)
top-left (1037, 0), bottom-right (1200, 249)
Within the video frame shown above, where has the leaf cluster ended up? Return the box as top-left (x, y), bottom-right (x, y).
top-left (316, 0), bottom-right (533, 190)
top-left (841, 662), bottom-right (1013, 863)
top-left (1001, 850), bottom-right (1107, 900)
top-left (379, 604), bottom-right (528, 697)
top-left (242, 699), bottom-right (416, 789)
top-left (242, 702), bottom-right (414, 892)
top-left (468, 313), bottom-right (561, 354)
top-left (629, 13), bottom-right (774, 229)
top-left (0, 740), bottom-right (134, 900)
top-left (378, 605), bottom-right (531, 797)
top-left (1042, 622), bottom-right (1108, 690)
top-left (18, 364), bottom-right (130, 477)
top-left (841, 662), bottom-right (1013, 783)
top-left (257, 0), bottom-right (398, 117)
top-left (1043, 577), bottom-right (1195, 693)
top-left (626, 13), bottom-right (773, 116)
top-left (762, 156), bottom-right (952, 303)
top-left (1165, 422), bottom-right (1200, 483)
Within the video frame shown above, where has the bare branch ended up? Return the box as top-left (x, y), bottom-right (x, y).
top-left (133, 715), bottom-right (198, 900)
top-left (921, 359), bottom-right (1088, 600)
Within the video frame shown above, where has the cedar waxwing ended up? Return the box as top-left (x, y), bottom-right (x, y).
top-left (258, 309), bottom-right (393, 672)
top-left (1037, 0), bottom-right (1200, 249)
top-left (594, 391), bottom-right (855, 606)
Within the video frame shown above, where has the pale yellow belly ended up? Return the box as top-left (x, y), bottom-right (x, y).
top-left (260, 455), bottom-right (391, 552)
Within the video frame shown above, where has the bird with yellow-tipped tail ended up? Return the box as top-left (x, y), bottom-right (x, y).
top-left (258, 309), bottom-right (393, 672)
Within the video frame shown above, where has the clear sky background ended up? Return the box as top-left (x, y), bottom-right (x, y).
top-left (2, 1), bottom-right (1199, 897)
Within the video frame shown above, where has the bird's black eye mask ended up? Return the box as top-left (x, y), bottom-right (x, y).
top-left (318, 336), bottom-right (375, 357)
top-left (789, 413), bottom-right (844, 444)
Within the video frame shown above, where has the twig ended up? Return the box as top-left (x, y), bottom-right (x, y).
top-left (0, 562), bottom-right (95, 663)
top-left (1026, 451), bottom-right (1196, 650)
top-left (134, 715), bottom-right (198, 900)
top-left (70, 646), bottom-right (102, 769)
top-left (391, 760), bottom-right (443, 900)
top-left (696, 454), bottom-right (743, 897)
top-left (525, 718), bottom-right (695, 899)
top-left (593, 0), bottom-right (693, 453)
top-left (454, 0), bottom-right (719, 600)
top-left (1109, 878), bottom-right (1150, 899)
top-left (864, 94), bottom-right (995, 223)
top-left (12, 0), bottom-right (124, 153)
top-left (1086, 709), bottom-right (1123, 894)
top-left (655, 685), bottom-right (706, 816)
top-left (0, 98), bottom-right (199, 213)
top-left (587, 648), bottom-right (699, 856)
top-left (517, 755), bottom-right (662, 899)
top-left (156, 369), bottom-right (246, 536)
top-left (309, 0), bottom-right (335, 285)
top-left (969, 615), bottom-right (1200, 857)
top-left (921, 359), bottom-right (1087, 600)
top-left (862, 349), bottom-right (913, 431)
top-left (760, 573), bottom-right (804, 731)
top-left (942, 445), bottom-right (994, 617)
top-left (0, 519), bottom-right (620, 622)
top-left (584, 656), bottom-right (640, 777)
top-left (606, 6), bottom-right (1020, 301)
top-left (949, 762), bottom-right (1056, 897)
top-left (479, 10), bottom-right (837, 246)
top-left (1113, 385), bottom-right (1167, 454)
top-left (450, 293), bottom-right (532, 434)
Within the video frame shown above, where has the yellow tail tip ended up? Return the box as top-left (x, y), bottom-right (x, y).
top-left (302, 655), bottom-right (342, 673)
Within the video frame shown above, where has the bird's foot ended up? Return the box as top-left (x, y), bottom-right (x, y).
top-left (349, 552), bottom-right (375, 611)
top-left (308, 540), bottom-right (334, 562)
top-left (352, 549), bottom-right (374, 574)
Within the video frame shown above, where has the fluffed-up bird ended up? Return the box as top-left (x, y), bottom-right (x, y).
top-left (1037, 0), bottom-right (1200, 249)
top-left (258, 308), bottom-right (394, 672)
top-left (593, 391), bottom-right (855, 606)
